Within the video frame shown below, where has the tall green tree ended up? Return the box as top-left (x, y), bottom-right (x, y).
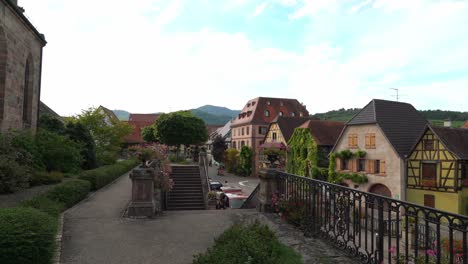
top-left (239, 146), bottom-right (253, 176)
top-left (141, 126), bottom-right (157, 142)
top-left (73, 107), bottom-right (132, 165)
top-left (66, 122), bottom-right (97, 169)
top-left (154, 111), bottom-right (208, 157)
top-left (212, 135), bottom-right (227, 163)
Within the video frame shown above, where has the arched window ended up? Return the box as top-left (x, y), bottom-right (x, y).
top-left (0, 27), bottom-right (7, 120)
top-left (22, 55), bottom-right (34, 126)
top-left (265, 110), bottom-right (270, 117)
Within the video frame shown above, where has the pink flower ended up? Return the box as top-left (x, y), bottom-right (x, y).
top-left (426, 249), bottom-right (436, 257)
top-left (389, 246), bottom-right (396, 254)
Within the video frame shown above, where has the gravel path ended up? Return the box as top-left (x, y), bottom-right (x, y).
top-left (0, 183), bottom-right (61, 208)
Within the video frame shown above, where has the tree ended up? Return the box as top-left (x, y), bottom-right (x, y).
top-left (38, 114), bottom-right (66, 134)
top-left (212, 135), bottom-right (227, 163)
top-left (154, 111), bottom-right (208, 157)
top-left (141, 126), bottom-right (157, 142)
top-left (239, 146), bottom-right (253, 176)
top-left (224, 148), bottom-right (239, 173)
top-left (73, 107), bottom-right (132, 165)
top-left (65, 122), bottom-right (97, 170)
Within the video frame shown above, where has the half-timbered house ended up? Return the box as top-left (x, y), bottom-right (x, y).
top-left (406, 125), bottom-right (468, 215)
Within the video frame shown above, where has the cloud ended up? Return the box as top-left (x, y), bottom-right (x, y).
top-left (249, 2), bottom-right (268, 18)
top-left (288, 0), bottom-right (340, 19)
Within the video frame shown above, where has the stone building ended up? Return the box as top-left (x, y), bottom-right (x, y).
top-left (331, 99), bottom-right (427, 201)
top-left (0, 0), bottom-right (46, 132)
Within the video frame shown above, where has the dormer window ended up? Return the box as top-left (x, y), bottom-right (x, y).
top-left (252, 101), bottom-right (256, 106)
top-left (265, 110), bottom-right (270, 117)
top-left (247, 103), bottom-right (251, 107)
top-left (291, 112), bottom-right (296, 117)
top-left (267, 101), bottom-right (271, 105)
top-left (279, 111), bottom-right (283, 116)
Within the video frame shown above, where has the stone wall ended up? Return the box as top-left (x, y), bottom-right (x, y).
top-left (0, 1), bottom-right (45, 132)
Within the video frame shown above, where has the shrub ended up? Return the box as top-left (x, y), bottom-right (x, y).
top-left (20, 196), bottom-right (65, 217)
top-left (0, 207), bottom-right (58, 264)
top-left (29, 171), bottom-right (64, 186)
top-left (36, 129), bottom-right (83, 173)
top-left (193, 222), bottom-right (302, 264)
top-left (45, 179), bottom-right (91, 208)
top-left (224, 148), bottom-right (239, 173)
top-left (0, 132), bottom-right (34, 193)
top-left (239, 146), bottom-right (253, 176)
top-left (78, 159), bottom-right (139, 190)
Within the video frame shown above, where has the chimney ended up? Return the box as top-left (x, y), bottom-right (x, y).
top-left (443, 119), bottom-right (452, 128)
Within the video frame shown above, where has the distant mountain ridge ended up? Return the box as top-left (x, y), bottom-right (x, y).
top-left (312, 108), bottom-right (468, 128)
top-left (113, 105), bottom-right (240, 125)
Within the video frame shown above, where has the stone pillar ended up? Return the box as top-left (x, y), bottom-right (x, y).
top-left (128, 166), bottom-right (155, 217)
top-left (257, 168), bottom-right (278, 213)
top-left (199, 151), bottom-right (207, 166)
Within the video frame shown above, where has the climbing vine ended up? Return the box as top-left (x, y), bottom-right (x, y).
top-left (239, 146), bottom-right (253, 176)
top-left (328, 151), bottom-right (368, 185)
top-left (287, 128), bottom-right (322, 178)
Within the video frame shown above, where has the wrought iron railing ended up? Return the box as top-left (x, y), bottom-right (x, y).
top-left (273, 171), bottom-right (468, 264)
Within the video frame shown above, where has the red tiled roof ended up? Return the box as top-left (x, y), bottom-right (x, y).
top-left (128, 114), bottom-right (160, 123)
top-left (231, 97), bottom-right (309, 127)
top-left (299, 119), bottom-right (345, 146)
top-left (463, 121), bottom-right (468, 129)
top-left (124, 114), bottom-right (160, 144)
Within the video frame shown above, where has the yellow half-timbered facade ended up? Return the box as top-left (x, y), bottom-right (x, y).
top-left (407, 126), bottom-right (468, 215)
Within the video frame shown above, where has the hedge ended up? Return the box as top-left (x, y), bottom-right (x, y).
top-left (193, 222), bottom-right (302, 264)
top-left (20, 196), bottom-right (65, 217)
top-left (29, 171), bottom-right (64, 186)
top-left (0, 207), bottom-right (58, 264)
top-left (78, 159), bottom-right (139, 190)
top-left (45, 179), bottom-right (91, 209)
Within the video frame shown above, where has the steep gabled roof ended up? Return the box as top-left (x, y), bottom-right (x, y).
top-left (347, 99), bottom-right (428, 157)
top-left (125, 114), bottom-right (160, 144)
top-left (39, 101), bottom-right (64, 123)
top-left (430, 126), bottom-right (468, 160)
top-left (299, 119), bottom-right (345, 146)
top-left (3, 0), bottom-right (47, 45)
top-left (273, 116), bottom-right (314, 143)
top-left (231, 97), bottom-right (309, 127)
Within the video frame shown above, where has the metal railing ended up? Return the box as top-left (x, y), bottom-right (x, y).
top-left (274, 171), bottom-right (468, 264)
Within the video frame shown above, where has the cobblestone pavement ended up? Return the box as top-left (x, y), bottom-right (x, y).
top-left (0, 182), bottom-right (62, 208)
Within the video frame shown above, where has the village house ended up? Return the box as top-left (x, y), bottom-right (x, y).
top-left (463, 121), bottom-right (468, 129)
top-left (124, 113), bottom-right (160, 145)
top-left (262, 116), bottom-right (313, 148)
top-left (0, 0), bottom-right (46, 132)
top-left (230, 97), bottom-right (309, 175)
top-left (331, 99), bottom-right (427, 200)
top-left (406, 125), bottom-right (468, 215)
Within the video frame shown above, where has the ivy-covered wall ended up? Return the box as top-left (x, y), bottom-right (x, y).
top-left (286, 128), bottom-right (320, 178)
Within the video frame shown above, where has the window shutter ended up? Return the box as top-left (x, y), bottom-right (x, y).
top-left (365, 134), bottom-right (370, 148)
top-left (336, 158), bottom-right (341, 171)
top-left (370, 134), bottom-right (376, 148)
top-left (348, 135), bottom-right (352, 147)
top-left (365, 160), bottom-right (370, 173)
top-left (367, 159), bottom-right (375, 173)
top-left (352, 159), bottom-right (358, 172)
top-left (380, 161), bottom-right (386, 175)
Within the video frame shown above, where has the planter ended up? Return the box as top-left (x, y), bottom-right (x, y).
top-left (422, 179), bottom-right (436, 187)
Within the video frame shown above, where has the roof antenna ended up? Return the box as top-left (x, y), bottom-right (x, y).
top-left (390, 88), bottom-right (399, 101)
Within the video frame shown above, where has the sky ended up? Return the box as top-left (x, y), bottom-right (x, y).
top-left (20, 0), bottom-right (468, 116)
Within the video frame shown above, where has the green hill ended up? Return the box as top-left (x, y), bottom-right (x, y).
top-left (196, 105), bottom-right (239, 118)
top-left (190, 109), bottom-right (233, 125)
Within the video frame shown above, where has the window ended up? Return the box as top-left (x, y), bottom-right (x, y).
top-left (252, 101), bottom-right (256, 106)
top-left (241, 127), bottom-right (244, 136)
top-left (22, 56), bottom-right (34, 125)
top-left (358, 159), bottom-right (366, 172)
top-left (279, 111), bottom-right (283, 116)
top-left (272, 132), bottom-right (277, 141)
top-left (265, 110), bottom-right (270, 117)
top-left (365, 133), bottom-right (376, 149)
top-left (259, 126), bottom-right (267, 135)
top-left (348, 134), bottom-right (358, 148)
top-left (424, 195), bottom-right (435, 208)
top-left (241, 141), bottom-right (245, 147)
top-left (341, 159), bottom-right (349, 170)
top-left (246, 127), bottom-right (250, 135)
top-left (422, 163), bottom-right (437, 187)
top-left (291, 112), bottom-right (296, 117)
top-left (232, 141), bottom-right (236, 149)
top-left (374, 160), bottom-right (380, 174)
top-left (424, 139), bottom-right (434, 150)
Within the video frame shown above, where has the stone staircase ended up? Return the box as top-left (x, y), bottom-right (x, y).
top-left (167, 165), bottom-right (205, 210)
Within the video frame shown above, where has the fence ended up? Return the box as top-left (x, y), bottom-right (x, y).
top-left (270, 170), bottom-right (467, 264)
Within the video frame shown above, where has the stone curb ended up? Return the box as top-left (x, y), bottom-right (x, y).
top-left (53, 169), bottom-right (135, 264)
